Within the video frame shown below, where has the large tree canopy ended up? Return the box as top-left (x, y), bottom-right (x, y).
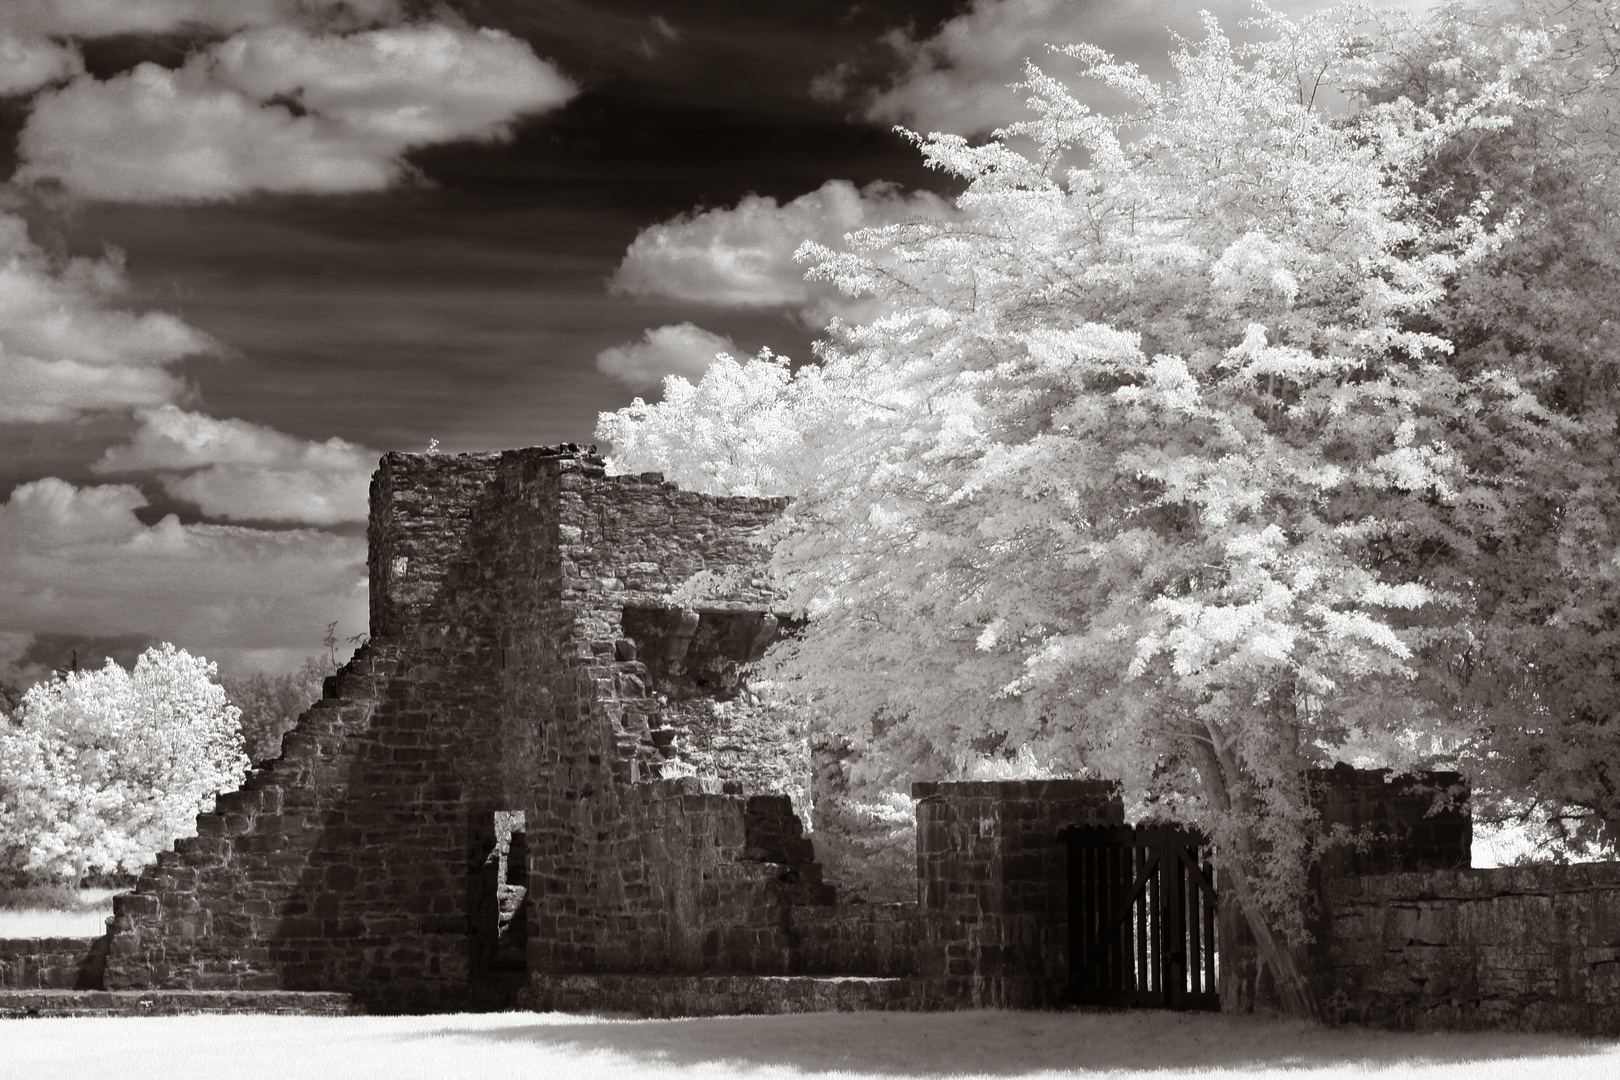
top-left (1364, 0), bottom-right (1620, 857)
top-left (600, 2), bottom-right (1614, 1015)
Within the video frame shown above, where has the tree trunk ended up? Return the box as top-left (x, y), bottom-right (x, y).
top-left (1192, 732), bottom-right (1323, 1021)
top-left (1220, 855), bottom-right (1322, 1019)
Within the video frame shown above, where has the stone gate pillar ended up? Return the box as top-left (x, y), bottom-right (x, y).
top-left (912, 779), bottom-right (1123, 1007)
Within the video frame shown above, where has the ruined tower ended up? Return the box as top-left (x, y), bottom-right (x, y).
top-left (100, 446), bottom-right (823, 1010)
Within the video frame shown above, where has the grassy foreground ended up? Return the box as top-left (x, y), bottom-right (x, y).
top-left (3, 1009), bottom-right (1615, 1079)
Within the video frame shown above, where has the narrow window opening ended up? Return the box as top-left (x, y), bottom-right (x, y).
top-left (494, 811), bottom-right (528, 972)
top-left (470, 809), bottom-right (528, 981)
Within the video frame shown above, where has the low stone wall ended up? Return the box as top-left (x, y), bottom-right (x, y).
top-left (1323, 862), bottom-right (1620, 1035)
top-left (562, 779), bottom-right (835, 977)
top-left (0, 936), bottom-right (107, 990)
top-left (790, 902), bottom-right (918, 977)
top-left (0, 989), bottom-right (354, 1018)
top-left (523, 973), bottom-right (928, 1017)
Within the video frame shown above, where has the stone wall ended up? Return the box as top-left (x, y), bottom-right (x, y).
top-left (1322, 863), bottom-right (1620, 1035)
top-left (913, 779), bottom-right (1123, 1007)
top-left (524, 972), bottom-right (923, 1017)
top-left (1311, 766), bottom-right (1471, 879)
top-left (546, 779), bottom-right (837, 976)
top-left (100, 447), bottom-right (807, 1010)
top-left (790, 902), bottom-right (918, 977)
top-left (0, 936), bottom-right (106, 990)
top-left (104, 647), bottom-right (403, 999)
top-left (1221, 767), bottom-right (1473, 1014)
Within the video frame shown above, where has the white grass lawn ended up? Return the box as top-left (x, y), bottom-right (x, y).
top-left (0, 890), bottom-right (116, 938)
top-left (2, 1009), bottom-right (1615, 1080)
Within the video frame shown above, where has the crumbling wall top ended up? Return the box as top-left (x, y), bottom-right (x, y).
top-left (365, 445), bottom-right (789, 640)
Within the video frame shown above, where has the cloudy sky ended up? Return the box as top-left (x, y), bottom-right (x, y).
top-left (0, 0), bottom-right (1404, 686)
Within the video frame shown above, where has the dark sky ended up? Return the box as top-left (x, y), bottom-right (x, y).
top-left (0, 0), bottom-right (1349, 683)
top-left (6, 0), bottom-right (964, 485)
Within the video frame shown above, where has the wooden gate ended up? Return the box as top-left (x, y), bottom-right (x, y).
top-left (1064, 825), bottom-right (1219, 1010)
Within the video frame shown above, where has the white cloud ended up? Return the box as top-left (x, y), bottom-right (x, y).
top-left (866, 0), bottom-right (1355, 136)
top-left (0, 213), bottom-right (213, 423)
top-left (0, 34), bottom-right (81, 96)
top-left (92, 405), bottom-right (378, 524)
top-left (0, 1), bottom-right (400, 37)
top-left (14, 22), bottom-right (577, 201)
top-left (808, 60), bottom-right (854, 105)
top-left (611, 179), bottom-right (954, 325)
top-left (596, 323), bottom-right (737, 389)
top-left (0, 478), bottom-right (367, 674)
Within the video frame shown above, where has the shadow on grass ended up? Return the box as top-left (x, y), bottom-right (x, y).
top-left (426, 1009), bottom-right (1615, 1076)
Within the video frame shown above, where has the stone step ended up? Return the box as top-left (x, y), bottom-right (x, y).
top-left (522, 973), bottom-right (944, 1018)
top-left (0, 990), bottom-right (355, 1019)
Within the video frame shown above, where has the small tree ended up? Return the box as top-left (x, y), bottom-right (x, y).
top-left (0, 643), bottom-right (249, 883)
top-left (224, 656), bottom-right (330, 764)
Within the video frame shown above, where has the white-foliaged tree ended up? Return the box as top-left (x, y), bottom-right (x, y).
top-left (601, 3), bottom-right (1589, 1016)
top-left (1361, 0), bottom-right (1620, 859)
top-left (597, 348), bottom-right (817, 498)
top-left (0, 643), bottom-right (249, 883)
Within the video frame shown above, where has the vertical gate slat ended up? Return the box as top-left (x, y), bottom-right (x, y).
top-left (1116, 843), bottom-right (1128, 994)
top-left (1068, 829), bottom-right (1082, 995)
top-left (1176, 841), bottom-right (1185, 998)
top-left (1204, 847), bottom-right (1218, 993)
top-left (1148, 840), bottom-right (1159, 995)
top-left (1074, 837), bottom-right (1085, 994)
top-left (1081, 838), bottom-right (1092, 995)
top-left (1124, 844), bottom-right (1135, 994)
top-left (1187, 841), bottom-right (1202, 995)
top-left (1079, 837), bottom-right (1089, 994)
top-left (1102, 843), bottom-right (1114, 994)
top-left (1166, 832), bottom-right (1182, 1009)
top-left (1115, 844), bottom-right (1128, 993)
top-left (1132, 843), bottom-right (1142, 994)
top-left (1091, 842), bottom-right (1101, 995)
top-left (1137, 842), bottom-right (1150, 993)
top-left (1122, 843), bottom-right (1134, 994)
top-left (1130, 840), bottom-right (1139, 996)
top-left (1167, 834), bottom-right (1176, 1001)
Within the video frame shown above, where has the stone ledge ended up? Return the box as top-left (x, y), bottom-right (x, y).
top-left (0, 935), bottom-right (105, 951)
top-left (0, 990), bottom-right (356, 1018)
top-left (1327, 861), bottom-right (1620, 904)
top-left (911, 779), bottom-right (1117, 801)
top-left (522, 974), bottom-right (947, 1018)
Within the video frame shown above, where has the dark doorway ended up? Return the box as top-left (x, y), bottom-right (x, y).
top-left (1064, 825), bottom-right (1219, 1011)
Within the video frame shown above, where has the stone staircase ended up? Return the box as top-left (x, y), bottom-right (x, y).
top-left (104, 646), bottom-right (399, 992)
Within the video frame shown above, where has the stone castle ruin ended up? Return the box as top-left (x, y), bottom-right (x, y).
top-left (97, 446), bottom-right (848, 1008)
top-left (92, 444), bottom-right (1120, 1013)
top-left (5, 445), bottom-right (1619, 1034)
